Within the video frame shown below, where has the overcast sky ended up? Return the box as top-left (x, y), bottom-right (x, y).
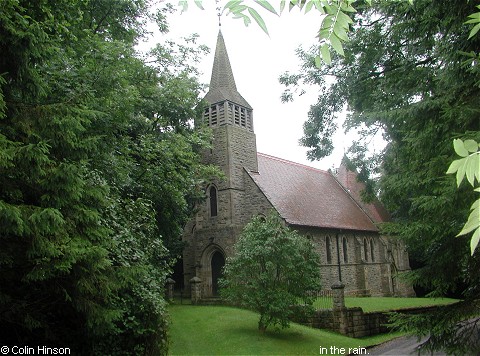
top-left (149, 2), bottom-right (355, 171)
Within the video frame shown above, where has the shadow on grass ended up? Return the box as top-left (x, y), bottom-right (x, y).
top-left (227, 325), bottom-right (310, 341)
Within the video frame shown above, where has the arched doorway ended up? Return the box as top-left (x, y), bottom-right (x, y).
top-left (211, 251), bottom-right (225, 296)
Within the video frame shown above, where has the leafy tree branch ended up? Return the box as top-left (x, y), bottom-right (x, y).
top-left (447, 139), bottom-right (480, 255)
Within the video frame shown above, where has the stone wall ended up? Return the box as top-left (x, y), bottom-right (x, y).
top-left (202, 125), bottom-right (258, 191)
top-left (182, 168), bottom-right (277, 296)
top-left (183, 192), bottom-right (415, 298)
top-left (296, 305), bottom-right (440, 338)
top-left (182, 122), bottom-right (262, 295)
top-left (295, 227), bottom-right (411, 296)
top-left (226, 125), bottom-right (258, 189)
top-left (292, 284), bottom-right (431, 337)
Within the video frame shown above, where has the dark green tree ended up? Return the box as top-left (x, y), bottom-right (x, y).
top-left (0, 0), bottom-right (216, 353)
top-left (279, 0), bottom-right (480, 352)
top-left (220, 212), bottom-right (321, 333)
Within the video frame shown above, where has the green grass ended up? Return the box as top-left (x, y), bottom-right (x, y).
top-left (168, 304), bottom-right (403, 355)
top-left (344, 297), bottom-right (458, 312)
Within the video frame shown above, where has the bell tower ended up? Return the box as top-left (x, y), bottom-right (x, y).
top-left (182, 30), bottom-right (259, 296)
top-left (201, 30), bottom-right (258, 206)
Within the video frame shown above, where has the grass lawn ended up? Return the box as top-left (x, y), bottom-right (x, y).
top-left (168, 304), bottom-right (404, 355)
top-left (344, 297), bottom-right (458, 312)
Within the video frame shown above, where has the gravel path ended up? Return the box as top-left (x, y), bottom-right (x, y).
top-left (366, 336), bottom-right (446, 356)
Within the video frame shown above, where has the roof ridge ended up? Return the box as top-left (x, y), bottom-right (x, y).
top-left (257, 152), bottom-right (330, 175)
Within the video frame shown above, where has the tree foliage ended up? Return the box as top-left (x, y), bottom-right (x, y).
top-left (281, 0), bottom-right (480, 292)
top-left (279, 0), bottom-right (480, 352)
top-left (182, 0), bottom-right (360, 65)
top-left (0, 0), bottom-right (216, 353)
top-left (220, 212), bottom-right (321, 333)
top-left (389, 298), bottom-right (480, 355)
top-left (447, 139), bottom-right (480, 255)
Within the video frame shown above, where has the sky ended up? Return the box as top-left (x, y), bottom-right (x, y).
top-left (148, 1), bottom-right (355, 171)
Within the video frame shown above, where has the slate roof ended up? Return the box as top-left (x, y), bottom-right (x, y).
top-left (204, 30), bottom-right (252, 109)
top-left (248, 153), bottom-right (384, 232)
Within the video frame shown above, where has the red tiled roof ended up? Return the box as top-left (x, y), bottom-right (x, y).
top-left (336, 164), bottom-right (391, 224)
top-left (248, 153), bottom-right (380, 232)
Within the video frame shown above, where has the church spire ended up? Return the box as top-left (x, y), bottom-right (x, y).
top-left (203, 31), bottom-right (253, 131)
top-left (204, 30), bottom-right (252, 109)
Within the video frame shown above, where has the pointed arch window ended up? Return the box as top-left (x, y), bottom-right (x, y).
top-left (209, 186), bottom-right (218, 217)
top-left (326, 236), bottom-right (332, 264)
top-left (364, 238), bottom-right (369, 262)
top-left (370, 238), bottom-right (375, 262)
top-left (342, 237), bottom-right (348, 263)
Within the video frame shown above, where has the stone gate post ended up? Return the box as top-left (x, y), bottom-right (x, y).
top-left (332, 282), bottom-right (349, 335)
top-left (165, 278), bottom-right (175, 302)
top-left (332, 282), bottom-right (345, 309)
top-left (190, 276), bottom-right (202, 304)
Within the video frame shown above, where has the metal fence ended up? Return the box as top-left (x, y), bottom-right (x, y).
top-left (303, 290), bottom-right (334, 310)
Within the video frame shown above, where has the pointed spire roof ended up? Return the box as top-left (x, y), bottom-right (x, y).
top-left (204, 30), bottom-right (252, 109)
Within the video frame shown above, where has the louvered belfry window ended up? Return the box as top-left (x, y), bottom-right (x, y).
top-left (204, 101), bottom-right (253, 132)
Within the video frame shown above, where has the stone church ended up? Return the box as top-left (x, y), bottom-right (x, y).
top-left (181, 30), bottom-right (414, 299)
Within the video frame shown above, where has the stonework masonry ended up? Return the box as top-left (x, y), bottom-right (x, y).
top-left (181, 30), bottom-right (414, 299)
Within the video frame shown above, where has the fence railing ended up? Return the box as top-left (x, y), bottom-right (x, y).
top-left (303, 290), bottom-right (334, 310)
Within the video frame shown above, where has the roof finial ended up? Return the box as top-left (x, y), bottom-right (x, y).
top-left (216, 0), bottom-right (222, 27)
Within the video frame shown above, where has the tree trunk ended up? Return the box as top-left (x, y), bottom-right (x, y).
top-left (258, 316), bottom-right (267, 334)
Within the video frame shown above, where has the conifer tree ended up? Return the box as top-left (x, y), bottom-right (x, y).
top-left (0, 1), bottom-right (215, 353)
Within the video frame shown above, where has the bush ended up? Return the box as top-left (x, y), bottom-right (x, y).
top-left (220, 212), bottom-right (321, 333)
